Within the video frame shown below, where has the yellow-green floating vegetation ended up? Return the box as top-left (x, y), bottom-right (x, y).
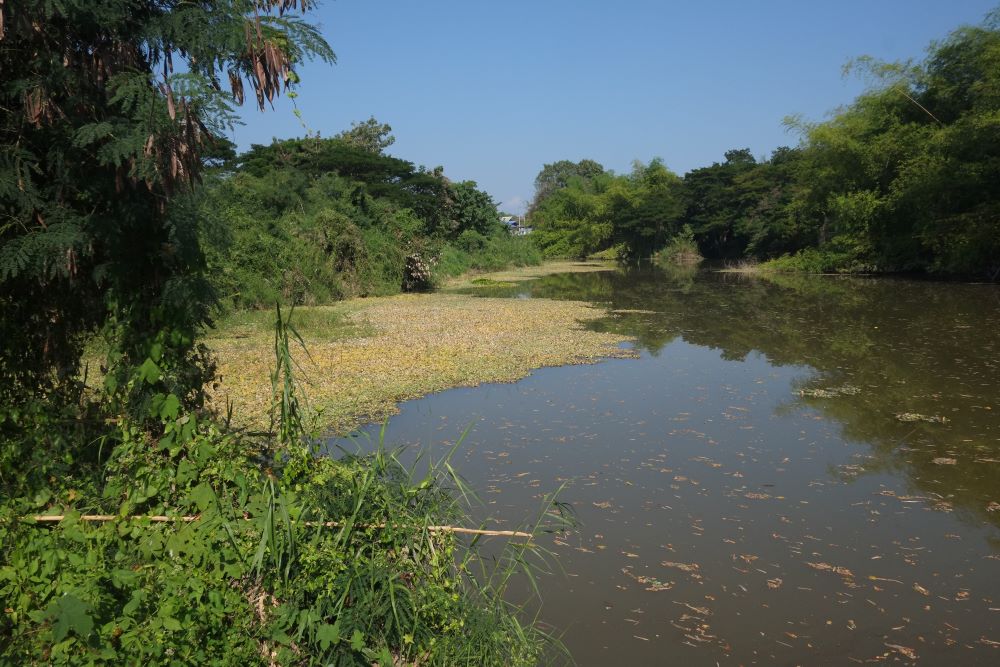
top-left (208, 288), bottom-right (635, 434)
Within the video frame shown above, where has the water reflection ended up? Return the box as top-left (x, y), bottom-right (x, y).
top-left (333, 266), bottom-right (1000, 665)
top-left (460, 266), bottom-right (1000, 530)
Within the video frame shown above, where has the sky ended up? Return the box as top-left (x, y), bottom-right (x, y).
top-left (231, 0), bottom-right (998, 214)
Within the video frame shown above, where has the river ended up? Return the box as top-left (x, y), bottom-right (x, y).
top-left (331, 264), bottom-right (1000, 665)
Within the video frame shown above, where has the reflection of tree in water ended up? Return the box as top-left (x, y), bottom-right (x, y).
top-left (503, 266), bottom-right (1000, 530)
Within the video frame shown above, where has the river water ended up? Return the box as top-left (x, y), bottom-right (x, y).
top-left (333, 264), bottom-right (1000, 665)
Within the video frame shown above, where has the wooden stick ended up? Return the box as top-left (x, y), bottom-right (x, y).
top-left (28, 515), bottom-right (532, 538)
top-left (33, 514), bottom-right (197, 523)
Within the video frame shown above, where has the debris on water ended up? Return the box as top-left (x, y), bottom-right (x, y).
top-left (913, 583), bottom-right (930, 596)
top-left (798, 385), bottom-right (861, 398)
top-left (621, 567), bottom-right (674, 592)
top-left (661, 561), bottom-right (701, 573)
top-left (885, 643), bottom-right (918, 660)
top-left (807, 562), bottom-right (854, 578)
top-left (895, 412), bottom-right (950, 424)
top-left (932, 457), bottom-right (957, 465)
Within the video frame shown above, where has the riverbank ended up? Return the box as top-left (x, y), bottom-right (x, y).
top-left (206, 262), bottom-right (635, 433)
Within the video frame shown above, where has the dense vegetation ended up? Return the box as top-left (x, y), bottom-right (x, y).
top-left (1, 1), bottom-right (550, 664)
top-left (201, 134), bottom-right (539, 309)
top-left (529, 11), bottom-right (1000, 280)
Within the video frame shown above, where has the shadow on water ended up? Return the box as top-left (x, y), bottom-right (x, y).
top-left (333, 265), bottom-right (1000, 665)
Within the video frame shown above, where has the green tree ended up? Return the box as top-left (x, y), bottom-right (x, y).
top-left (528, 158), bottom-right (606, 215)
top-left (334, 116), bottom-right (396, 154)
top-left (779, 10), bottom-right (1000, 276)
top-left (609, 158), bottom-right (685, 258)
top-left (530, 173), bottom-right (615, 258)
top-left (0, 0), bottom-right (334, 401)
top-left (680, 148), bottom-right (759, 258)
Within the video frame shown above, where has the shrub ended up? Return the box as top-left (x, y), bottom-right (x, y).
top-left (0, 310), bottom-right (569, 665)
top-left (654, 225), bottom-right (703, 266)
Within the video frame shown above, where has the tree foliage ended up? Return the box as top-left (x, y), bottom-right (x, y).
top-left (203, 136), bottom-right (532, 308)
top-left (0, 0), bottom-right (334, 400)
top-left (530, 11), bottom-right (1000, 279)
top-left (334, 116), bottom-right (396, 154)
top-left (528, 158), bottom-right (606, 215)
top-left (529, 159), bottom-right (685, 260)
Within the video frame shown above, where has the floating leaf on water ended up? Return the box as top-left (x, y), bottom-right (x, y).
top-left (661, 561), bottom-right (701, 573)
top-left (621, 567), bottom-right (674, 591)
top-left (885, 643), bottom-right (918, 660)
top-left (895, 412), bottom-right (949, 424)
top-left (798, 385), bottom-right (861, 398)
top-left (806, 562), bottom-right (854, 578)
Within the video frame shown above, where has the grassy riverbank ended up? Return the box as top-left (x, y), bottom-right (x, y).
top-left (207, 262), bottom-right (635, 434)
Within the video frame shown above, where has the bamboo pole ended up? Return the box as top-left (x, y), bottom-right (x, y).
top-left (28, 514), bottom-right (532, 538)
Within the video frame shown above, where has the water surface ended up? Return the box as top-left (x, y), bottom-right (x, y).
top-left (332, 266), bottom-right (1000, 665)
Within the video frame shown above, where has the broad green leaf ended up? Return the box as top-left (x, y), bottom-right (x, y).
top-left (188, 483), bottom-right (215, 512)
top-left (316, 621), bottom-right (340, 650)
top-left (51, 595), bottom-right (92, 642)
top-left (137, 358), bottom-right (161, 384)
top-left (158, 393), bottom-right (181, 420)
top-left (176, 459), bottom-right (196, 484)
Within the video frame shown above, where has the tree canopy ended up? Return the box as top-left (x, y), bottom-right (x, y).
top-left (334, 116), bottom-right (396, 154)
top-left (528, 10), bottom-right (1000, 279)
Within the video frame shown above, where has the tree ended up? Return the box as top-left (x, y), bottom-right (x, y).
top-left (680, 148), bottom-right (758, 258)
top-left (334, 116), bottom-right (396, 154)
top-left (0, 0), bottom-right (330, 401)
top-left (528, 158), bottom-right (605, 215)
top-left (610, 158), bottom-right (685, 258)
top-left (779, 11), bottom-right (1000, 276)
top-left (446, 181), bottom-right (502, 237)
top-left (530, 173), bottom-right (615, 258)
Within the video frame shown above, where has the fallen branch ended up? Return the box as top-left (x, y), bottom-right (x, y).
top-left (27, 514), bottom-right (532, 538)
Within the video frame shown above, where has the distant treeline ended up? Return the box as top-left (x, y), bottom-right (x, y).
top-left (201, 128), bottom-right (539, 310)
top-left (528, 12), bottom-right (1000, 279)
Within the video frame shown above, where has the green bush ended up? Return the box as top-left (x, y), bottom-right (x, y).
top-left (432, 234), bottom-right (542, 283)
top-left (654, 225), bottom-right (703, 266)
top-left (762, 242), bottom-right (874, 274)
top-left (0, 312), bottom-right (568, 665)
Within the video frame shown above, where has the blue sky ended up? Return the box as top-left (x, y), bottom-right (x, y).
top-left (232, 0), bottom-right (998, 213)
